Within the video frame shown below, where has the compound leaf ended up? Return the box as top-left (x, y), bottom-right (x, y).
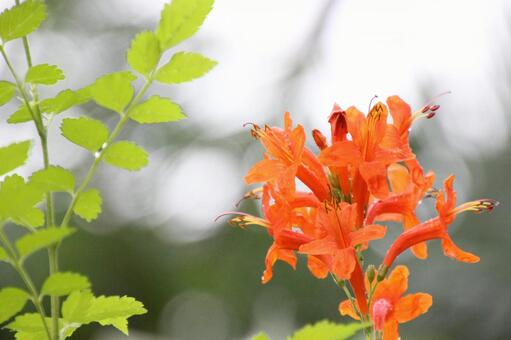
top-left (0, 140), bottom-right (31, 176)
top-left (127, 31), bottom-right (161, 77)
top-left (61, 117), bottom-right (109, 152)
top-left (29, 166), bottom-right (74, 193)
top-left (25, 64), bottom-right (64, 85)
top-left (156, 0), bottom-right (214, 50)
top-left (130, 96), bottom-right (184, 124)
top-left (42, 272), bottom-right (91, 297)
top-left (0, 0), bottom-right (47, 43)
top-left (73, 189), bottom-right (102, 222)
top-left (16, 227), bottom-right (75, 260)
top-left (90, 71), bottom-right (136, 114)
top-left (103, 141), bottom-right (148, 171)
top-left (155, 51), bottom-right (216, 84)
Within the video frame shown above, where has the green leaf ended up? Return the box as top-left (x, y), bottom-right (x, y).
top-left (0, 287), bottom-right (29, 324)
top-left (253, 332), bottom-right (270, 340)
top-left (90, 71), bottom-right (136, 114)
top-left (127, 31), bottom-right (161, 77)
top-left (103, 141), bottom-right (148, 171)
top-left (25, 64), bottom-right (64, 85)
top-left (156, 0), bottom-right (214, 50)
top-left (156, 51), bottom-right (216, 84)
top-left (29, 166), bottom-right (75, 193)
top-left (0, 140), bottom-right (31, 176)
top-left (6, 313), bottom-right (47, 332)
top-left (41, 272), bottom-right (91, 297)
top-left (62, 290), bottom-right (146, 334)
top-left (0, 81), bottom-right (16, 106)
top-left (73, 189), bottom-right (102, 222)
top-left (0, 246), bottom-right (8, 262)
top-left (289, 321), bottom-right (368, 340)
top-left (16, 227), bottom-right (75, 260)
top-left (60, 116), bottom-right (109, 152)
top-left (130, 96), bottom-right (185, 124)
top-left (0, 0), bottom-right (47, 44)
top-left (40, 88), bottom-right (91, 114)
top-left (0, 175), bottom-right (44, 228)
top-left (7, 104), bottom-right (32, 124)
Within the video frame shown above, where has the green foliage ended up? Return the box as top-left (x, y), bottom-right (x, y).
top-left (73, 189), bottom-right (102, 222)
top-left (25, 64), bottom-right (64, 85)
top-left (156, 51), bottom-right (217, 84)
top-left (41, 272), bottom-right (90, 297)
top-left (103, 141), bottom-right (148, 171)
top-left (0, 175), bottom-right (44, 228)
top-left (252, 332), bottom-right (270, 340)
top-left (0, 0), bottom-right (46, 44)
top-left (7, 104), bottom-right (31, 124)
top-left (90, 71), bottom-right (136, 114)
top-left (0, 81), bottom-right (16, 106)
top-left (0, 0), bottom-right (215, 337)
top-left (288, 320), bottom-right (368, 340)
top-left (16, 227), bottom-right (75, 260)
top-left (127, 31), bottom-right (161, 78)
top-left (130, 96), bottom-right (185, 124)
top-left (29, 166), bottom-right (75, 193)
top-left (0, 287), bottom-right (29, 324)
top-left (40, 89), bottom-right (90, 114)
top-left (60, 116), bottom-right (109, 152)
top-left (62, 290), bottom-right (146, 336)
top-left (156, 0), bottom-right (214, 50)
top-left (0, 140), bottom-right (31, 176)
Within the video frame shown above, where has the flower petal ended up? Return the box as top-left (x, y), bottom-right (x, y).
top-left (319, 140), bottom-right (362, 167)
top-left (245, 158), bottom-right (287, 184)
top-left (441, 236), bottom-right (480, 263)
top-left (307, 255), bottom-right (329, 279)
top-left (382, 319), bottom-right (399, 340)
top-left (262, 243), bottom-right (297, 284)
top-left (350, 224), bottom-right (386, 247)
top-left (394, 293), bottom-right (433, 324)
top-left (332, 248), bottom-right (356, 280)
top-left (338, 299), bottom-right (360, 320)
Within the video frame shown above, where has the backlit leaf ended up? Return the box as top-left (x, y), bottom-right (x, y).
top-left (90, 71), bottom-right (136, 114)
top-left (103, 141), bottom-right (148, 171)
top-left (42, 272), bottom-right (91, 297)
top-left (127, 31), bottom-right (161, 77)
top-left (130, 96), bottom-right (184, 124)
top-left (25, 64), bottom-right (64, 85)
top-left (289, 320), bottom-right (368, 340)
top-left (253, 332), bottom-right (270, 340)
top-left (73, 189), bottom-right (102, 222)
top-left (16, 227), bottom-right (75, 260)
top-left (7, 104), bottom-right (32, 124)
top-left (60, 116), bottom-right (109, 152)
top-left (0, 175), bottom-right (44, 228)
top-left (29, 166), bottom-right (74, 193)
top-left (0, 246), bottom-right (8, 262)
top-left (0, 0), bottom-right (47, 43)
top-left (0, 140), bottom-right (31, 176)
top-left (40, 88), bottom-right (91, 114)
top-left (0, 287), bottom-right (29, 324)
top-left (0, 81), bottom-right (16, 106)
top-left (155, 51), bottom-right (216, 84)
top-left (156, 0), bottom-right (214, 50)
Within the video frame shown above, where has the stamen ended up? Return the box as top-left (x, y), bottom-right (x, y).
top-left (235, 187), bottom-right (263, 207)
top-left (449, 199), bottom-right (499, 216)
top-left (368, 94), bottom-right (379, 112)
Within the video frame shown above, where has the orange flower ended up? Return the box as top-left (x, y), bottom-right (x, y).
top-left (245, 112), bottom-right (330, 201)
top-left (366, 160), bottom-right (435, 259)
top-left (382, 175), bottom-right (498, 269)
top-left (339, 265), bottom-right (432, 340)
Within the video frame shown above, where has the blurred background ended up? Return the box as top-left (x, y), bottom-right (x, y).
top-left (0, 0), bottom-right (510, 339)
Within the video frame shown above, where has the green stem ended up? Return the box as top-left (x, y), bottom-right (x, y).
top-left (60, 79), bottom-right (153, 227)
top-left (0, 227), bottom-right (52, 340)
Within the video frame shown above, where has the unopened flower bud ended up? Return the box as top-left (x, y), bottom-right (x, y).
top-left (377, 264), bottom-right (388, 282)
top-left (366, 265), bottom-right (376, 283)
top-left (312, 129), bottom-right (328, 150)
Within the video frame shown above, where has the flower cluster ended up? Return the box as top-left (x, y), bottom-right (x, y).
top-left (223, 96), bottom-right (497, 339)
